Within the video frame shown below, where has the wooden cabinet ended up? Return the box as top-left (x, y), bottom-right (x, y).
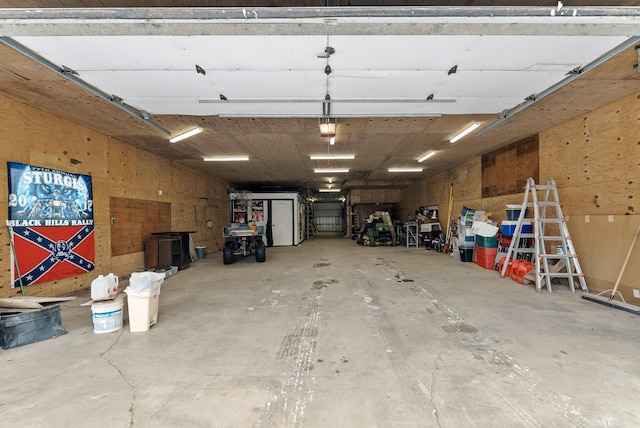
top-left (144, 240), bottom-right (159, 270)
top-left (159, 239), bottom-right (181, 268)
top-left (150, 231), bottom-right (195, 270)
top-left (144, 238), bottom-right (181, 270)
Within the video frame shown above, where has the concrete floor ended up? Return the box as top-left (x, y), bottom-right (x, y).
top-left (2, 232), bottom-right (640, 428)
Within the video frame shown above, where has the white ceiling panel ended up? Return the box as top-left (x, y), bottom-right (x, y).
top-left (15, 35), bottom-right (328, 71)
top-left (328, 35), bottom-right (626, 70)
top-left (79, 70), bottom-right (327, 99)
top-left (11, 23), bottom-right (630, 119)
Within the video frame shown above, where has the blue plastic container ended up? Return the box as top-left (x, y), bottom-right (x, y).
top-left (502, 221), bottom-right (517, 237)
top-left (506, 204), bottom-right (528, 221)
top-left (501, 221), bottom-right (532, 236)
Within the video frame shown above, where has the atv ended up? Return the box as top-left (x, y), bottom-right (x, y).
top-left (222, 225), bottom-right (266, 264)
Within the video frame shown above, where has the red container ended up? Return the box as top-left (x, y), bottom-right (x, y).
top-left (510, 260), bottom-right (535, 284)
top-left (510, 260), bottom-right (521, 281)
top-left (498, 257), bottom-right (512, 276)
top-left (474, 245), bottom-right (498, 269)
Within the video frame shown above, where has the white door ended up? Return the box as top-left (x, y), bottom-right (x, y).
top-left (271, 200), bottom-right (293, 246)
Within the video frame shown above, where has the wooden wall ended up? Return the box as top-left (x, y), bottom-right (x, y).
top-left (401, 91), bottom-right (640, 301)
top-left (110, 198), bottom-right (172, 256)
top-left (350, 188), bottom-right (401, 204)
top-left (0, 95), bottom-right (229, 298)
top-left (482, 135), bottom-right (539, 198)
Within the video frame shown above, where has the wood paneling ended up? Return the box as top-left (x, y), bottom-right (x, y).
top-left (482, 135), bottom-right (539, 198)
top-left (0, 95), bottom-right (230, 298)
top-left (350, 188), bottom-right (401, 204)
top-left (110, 197), bottom-right (171, 256)
top-left (402, 89), bottom-right (639, 299)
top-left (540, 91), bottom-right (640, 215)
top-left (400, 157), bottom-right (483, 223)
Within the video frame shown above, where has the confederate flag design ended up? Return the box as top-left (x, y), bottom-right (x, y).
top-left (11, 226), bottom-right (95, 287)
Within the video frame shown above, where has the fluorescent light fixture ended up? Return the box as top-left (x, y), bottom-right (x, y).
top-left (330, 137), bottom-right (335, 145)
top-left (418, 151), bottom-right (437, 163)
top-left (169, 126), bottom-right (203, 143)
top-left (388, 168), bottom-right (423, 173)
top-left (314, 168), bottom-right (349, 173)
top-left (204, 156), bottom-right (249, 162)
top-left (310, 154), bottom-right (355, 160)
top-left (319, 121), bottom-right (336, 138)
top-left (450, 122), bottom-right (480, 143)
top-left (319, 188), bottom-right (341, 192)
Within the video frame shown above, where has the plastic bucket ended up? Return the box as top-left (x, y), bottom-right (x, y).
top-left (91, 296), bottom-right (124, 334)
top-left (196, 246), bottom-right (206, 259)
top-left (124, 284), bottom-right (161, 333)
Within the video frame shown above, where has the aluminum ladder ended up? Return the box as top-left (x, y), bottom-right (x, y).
top-left (500, 177), bottom-right (588, 293)
top-left (305, 197), bottom-right (317, 239)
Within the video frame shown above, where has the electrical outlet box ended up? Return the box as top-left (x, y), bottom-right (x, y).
top-left (633, 289), bottom-right (640, 299)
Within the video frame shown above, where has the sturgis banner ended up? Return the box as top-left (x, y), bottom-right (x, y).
top-left (7, 162), bottom-right (94, 287)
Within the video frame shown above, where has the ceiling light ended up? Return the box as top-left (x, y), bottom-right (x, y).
top-left (315, 168), bottom-right (349, 173)
top-left (388, 168), bottom-right (423, 173)
top-left (418, 151), bottom-right (437, 162)
top-left (169, 127), bottom-right (203, 143)
top-left (330, 137), bottom-right (335, 145)
top-left (203, 156), bottom-right (249, 162)
top-left (450, 122), bottom-right (481, 143)
top-left (310, 155), bottom-right (355, 160)
top-left (319, 188), bottom-right (341, 193)
top-left (319, 120), bottom-right (336, 138)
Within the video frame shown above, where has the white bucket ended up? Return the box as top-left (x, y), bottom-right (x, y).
top-left (91, 296), bottom-right (124, 334)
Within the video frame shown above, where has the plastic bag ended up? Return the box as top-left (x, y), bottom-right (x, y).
top-left (129, 271), bottom-right (165, 292)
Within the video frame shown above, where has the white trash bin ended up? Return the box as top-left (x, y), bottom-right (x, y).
top-left (125, 271), bottom-right (165, 333)
top-left (124, 283), bottom-right (161, 332)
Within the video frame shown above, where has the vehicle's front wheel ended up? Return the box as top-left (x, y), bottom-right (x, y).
top-left (223, 242), bottom-right (235, 265)
top-left (255, 240), bottom-right (266, 262)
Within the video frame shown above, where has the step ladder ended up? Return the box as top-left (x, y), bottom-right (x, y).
top-left (305, 197), bottom-right (317, 239)
top-left (500, 177), bottom-right (588, 293)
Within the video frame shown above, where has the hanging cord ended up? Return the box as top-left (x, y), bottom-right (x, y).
top-left (7, 226), bottom-right (25, 296)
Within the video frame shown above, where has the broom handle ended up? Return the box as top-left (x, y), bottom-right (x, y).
top-left (444, 183), bottom-right (453, 250)
top-left (611, 222), bottom-right (640, 297)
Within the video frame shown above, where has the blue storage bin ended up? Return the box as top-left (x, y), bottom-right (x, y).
top-left (501, 221), bottom-right (532, 236)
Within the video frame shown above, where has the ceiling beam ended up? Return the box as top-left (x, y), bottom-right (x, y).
top-left (1, 7), bottom-right (640, 37)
